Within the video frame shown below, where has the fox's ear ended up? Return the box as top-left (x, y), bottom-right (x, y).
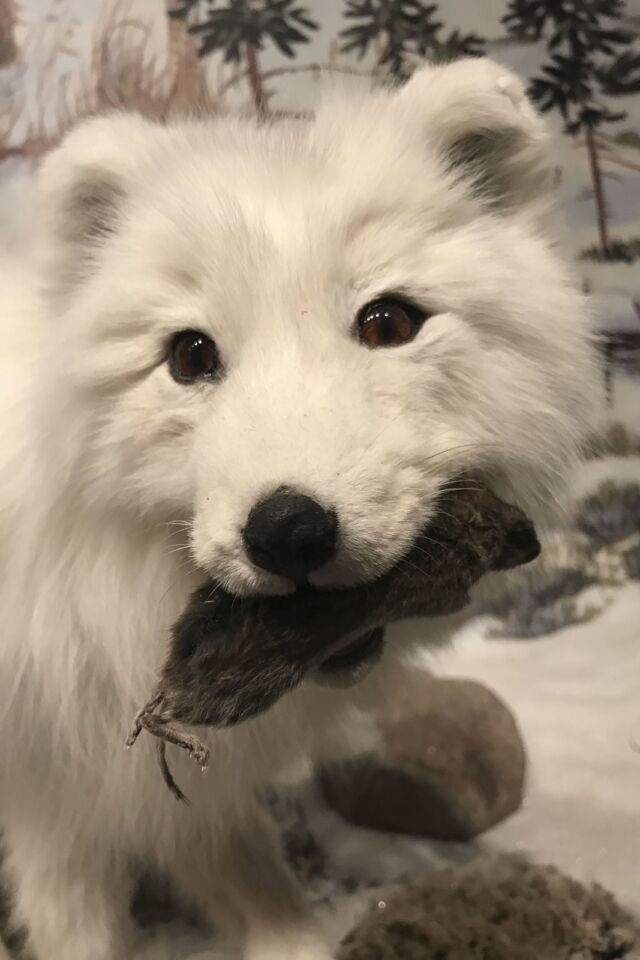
top-left (399, 58), bottom-right (553, 212)
top-left (37, 113), bottom-right (161, 301)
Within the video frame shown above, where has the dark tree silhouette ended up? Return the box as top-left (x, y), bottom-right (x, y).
top-left (171, 0), bottom-right (318, 115)
top-left (503, 0), bottom-right (640, 257)
top-left (0, 0), bottom-right (18, 67)
top-left (340, 0), bottom-right (484, 78)
top-left (170, 0), bottom-right (201, 18)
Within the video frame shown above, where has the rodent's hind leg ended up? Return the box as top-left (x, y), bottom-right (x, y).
top-left (126, 694), bottom-right (210, 801)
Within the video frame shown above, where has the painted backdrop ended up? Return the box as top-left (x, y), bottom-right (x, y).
top-left (1, 0), bottom-right (640, 409)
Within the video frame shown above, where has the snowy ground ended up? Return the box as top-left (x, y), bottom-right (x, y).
top-left (431, 579), bottom-right (640, 912)
top-left (424, 378), bottom-right (640, 916)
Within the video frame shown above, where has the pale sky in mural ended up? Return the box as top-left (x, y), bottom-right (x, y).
top-left (18, 0), bottom-right (640, 27)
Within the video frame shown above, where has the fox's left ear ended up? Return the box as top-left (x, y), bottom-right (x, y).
top-left (400, 58), bottom-right (552, 212)
top-left (36, 112), bottom-right (164, 304)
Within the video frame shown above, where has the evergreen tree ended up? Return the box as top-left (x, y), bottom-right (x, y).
top-left (171, 0), bottom-right (201, 19)
top-left (503, 0), bottom-right (640, 257)
top-left (340, 1), bottom-right (484, 79)
top-left (170, 0), bottom-right (318, 115)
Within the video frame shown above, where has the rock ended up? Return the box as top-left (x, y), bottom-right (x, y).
top-left (338, 856), bottom-right (640, 960)
top-left (320, 677), bottom-right (526, 842)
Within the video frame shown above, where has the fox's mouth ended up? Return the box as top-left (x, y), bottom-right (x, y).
top-left (311, 626), bottom-right (385, 688)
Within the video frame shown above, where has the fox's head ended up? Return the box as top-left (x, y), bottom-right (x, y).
top-left (36, 58), bottom-right (599, 598)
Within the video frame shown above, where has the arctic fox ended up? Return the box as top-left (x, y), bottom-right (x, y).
top-left (0, 59), bottom-right (598, 960)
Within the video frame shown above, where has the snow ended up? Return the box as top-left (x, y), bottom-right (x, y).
top-left (419, 415), bottom-right (640, 914)
top-left (426, 581), bottom-right (640, 913)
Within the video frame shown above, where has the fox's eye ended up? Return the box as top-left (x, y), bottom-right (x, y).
top-left (169, 331), bottom-right (221, 384)
top-left (355, 298), bottom-right (428, 349)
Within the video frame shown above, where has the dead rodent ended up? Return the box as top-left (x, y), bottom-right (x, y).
top-left (127, 482), bottom-right (539, 799)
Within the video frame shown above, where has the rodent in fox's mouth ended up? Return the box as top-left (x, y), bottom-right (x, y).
top-left (127, 481), bottom-right (540, 801)
top-left (312, 625), bottom-right (386, 687)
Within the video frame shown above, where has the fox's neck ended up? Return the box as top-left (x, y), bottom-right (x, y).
top-left (14, 494), bottom-right (202, 703)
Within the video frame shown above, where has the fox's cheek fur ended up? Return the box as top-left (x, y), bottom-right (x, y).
top-left (0, 58), bottom-right (600, 960)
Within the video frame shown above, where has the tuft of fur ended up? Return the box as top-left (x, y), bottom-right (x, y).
top-left (0, 59), bottom-right (600, 960)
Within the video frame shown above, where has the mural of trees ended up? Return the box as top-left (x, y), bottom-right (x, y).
top-left (171, 0), bottom-right (319, 114)
top-left (167, 1), bottom-right (486, 116)
top-left (503, 0), bottom-right (640, 259)
top-left (340, 0), bottom-right (484, 76)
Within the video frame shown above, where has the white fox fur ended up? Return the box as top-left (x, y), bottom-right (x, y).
top-left (0, 59), bottom-right (599, 960)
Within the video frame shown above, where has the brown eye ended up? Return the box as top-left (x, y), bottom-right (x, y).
top-left (169, 330), bottom-right (221, 384)
top-left (355, 298), bottom-right (427, 349)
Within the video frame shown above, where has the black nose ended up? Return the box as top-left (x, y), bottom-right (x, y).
top-left (243, 488), bottom-right (338, 581)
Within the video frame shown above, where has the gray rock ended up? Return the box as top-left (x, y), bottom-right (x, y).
top-left (321, 678), bottom-right (526, 842)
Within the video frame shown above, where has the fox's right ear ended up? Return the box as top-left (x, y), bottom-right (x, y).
top-left (399, 58), bottom-right (553, 214)
top-left (37, 113), bottom-right (161, 302)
